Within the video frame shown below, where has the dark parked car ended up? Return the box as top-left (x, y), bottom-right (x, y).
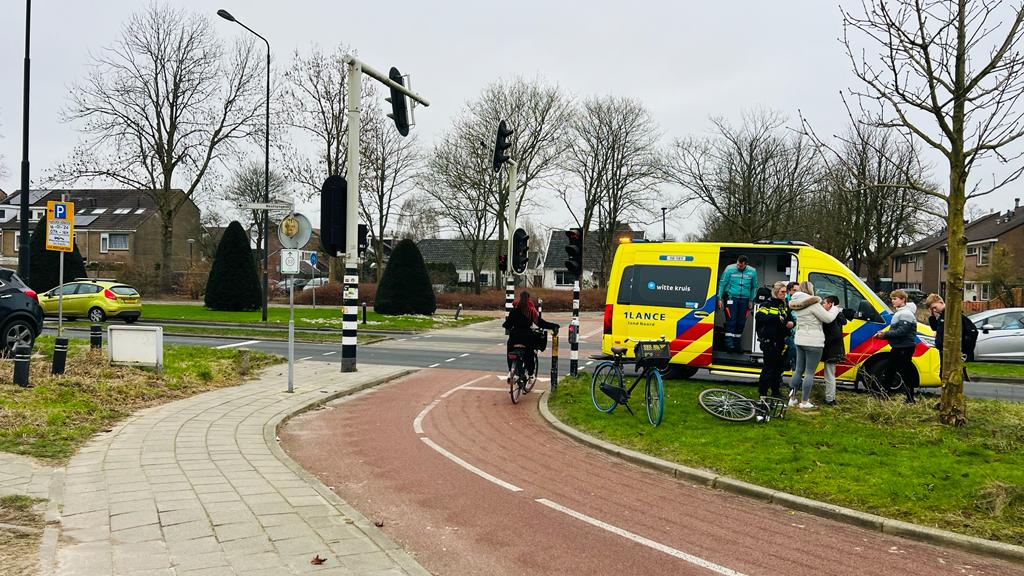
top-left (0, 268), bottom-right (45, 352)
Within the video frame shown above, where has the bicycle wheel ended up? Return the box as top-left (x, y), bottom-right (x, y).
top-left (645, 370), bottom-right (665, 426)
top-left (590, 362), bottom-right (621, 413)
top-left (698, 389), bottom-right (756, 422)
top-left (510, 357), bottom-right (524, 404)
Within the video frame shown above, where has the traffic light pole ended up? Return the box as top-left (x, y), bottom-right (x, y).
top-left (504, 160), bottom-right (517, 318)
top-left (341, 56), bottom-right (430, 372)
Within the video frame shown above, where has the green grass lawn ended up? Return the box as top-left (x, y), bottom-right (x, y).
top-left (137, 303), bottom-right (489, 332)
top-left (0, 337), bottom-right (280, 461)
top-left (968, 362), bottom-right (1024, 380)
top-left (549, 374), bottom-right (1024, 545)
top-left (154, 325), bottom-right (385, 344)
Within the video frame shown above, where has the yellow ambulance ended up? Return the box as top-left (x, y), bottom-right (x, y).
top-left (602, 240), bottom-right (940, 391)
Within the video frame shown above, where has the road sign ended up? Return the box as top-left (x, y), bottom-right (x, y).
top-left (309, 253), bottom-right (318, 267)
top-left (46, 201), bottom-right (75, 252)
top-left (281, 249), bottom-right (301, 275)
top-left (238, 201), bottom-right (294, 211)
top-left (278, 212), bottom-right (312, 249)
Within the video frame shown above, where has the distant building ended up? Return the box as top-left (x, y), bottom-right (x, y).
top-left (540, 226), bottom-right (645, 289)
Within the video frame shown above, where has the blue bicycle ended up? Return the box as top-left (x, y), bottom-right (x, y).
top-left (590, 338), bottom-right (669, 426)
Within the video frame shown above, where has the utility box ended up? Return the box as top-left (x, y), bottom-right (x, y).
top-left (108, 325), bottom-right (164, 372)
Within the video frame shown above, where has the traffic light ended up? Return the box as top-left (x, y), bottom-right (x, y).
top-left (498, 254), bottom-right (508, 272)
top-left (358, 223), bottom-right (368, 258)
top-left (386, 67), bottom-right (410, 136)
top-left (320, 175), bottom-right (347, 256)
top-left (564, 228), bottom-right (583, 278)
top-left (493, 120), bottom-right (514, 172)
top-left (511, 228), bottom-right (529, 274)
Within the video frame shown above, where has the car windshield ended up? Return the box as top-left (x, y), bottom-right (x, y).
top-left (111, 286), bottom-right (140, 296)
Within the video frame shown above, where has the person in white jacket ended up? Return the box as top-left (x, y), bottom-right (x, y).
top-left (786, 281), bottom-right (842, 409)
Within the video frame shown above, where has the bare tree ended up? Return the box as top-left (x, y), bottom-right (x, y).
top-left (840, 0), bottom-right (1024, 426)
top-left (224, 161), bottom-right (289, 259)
top-left (358, 109), bottom-right (421, 281)
top-left (394, 193), bottom-right (440, 241)
top-left (55, 3), bottom-right (264, 288)
top-left (667, 110), bottom-right (821, 243)
top-left (280, 45), bottom-right (375, 198)
top-left (421, 129), bottom-right (499, 294)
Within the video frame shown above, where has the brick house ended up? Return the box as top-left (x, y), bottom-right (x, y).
top-left (0, 189), bottom-right (202, 274)
top-left (540, 227), bottom-right (645, 289)
top-left (890, 198), bottom-right (1024, 300)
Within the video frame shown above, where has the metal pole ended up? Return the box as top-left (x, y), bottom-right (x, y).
top-left (18, 0), bottom-right (32, 279)
top-left (287, 282), bottom-right (294, 393)
top-left (504, 160), bottom-right (517, 321)
top-left (661, 207), bottom-right (666, 240)
top-left (261, 37), bottom-right (270, 323)
top-left (58, 250), bottom-right (64, 337)
top-left (341, 59), bottom-right (361, 373)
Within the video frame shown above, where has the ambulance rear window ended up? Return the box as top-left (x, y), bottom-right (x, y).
top-left (617, 265), bottom-right (711, 308)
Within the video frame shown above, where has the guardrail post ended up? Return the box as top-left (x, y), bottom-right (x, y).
top-left (14, 344), bottom-right (31, 387)
top-left (90, 324), bottom-right (102, 350)
top-left (52, 337), bottom-right (69, 375)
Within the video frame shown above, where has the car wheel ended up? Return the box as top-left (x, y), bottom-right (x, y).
top-left (1, 319), bottom-right (36, 354)
top-left (88, 307), bottom-right (106, 323)
top-left (659, 365), bottom-right (699, 380)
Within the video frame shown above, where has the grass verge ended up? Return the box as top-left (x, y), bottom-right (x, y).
top-left (0, 337), bottom-right (280, 462)
top-left (0, 495), bottom-right (45, 576)
top-left (136, 303), bottom-right (489, 331)
top-left (968, 362), bottom-right (1024, 380)
top-left (548, 374), bottom-right (1024, 545)
top-left (151, 325), bottom-right (385, 344)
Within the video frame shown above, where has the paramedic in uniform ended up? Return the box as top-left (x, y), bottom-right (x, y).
top-left (717, 255), bottom-right (759, 353)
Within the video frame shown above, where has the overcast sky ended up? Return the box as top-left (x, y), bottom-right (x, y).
top-left (1, 1), bottom-right (1020, 240)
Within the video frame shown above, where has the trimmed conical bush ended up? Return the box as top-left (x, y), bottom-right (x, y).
top-left (28, 215), bottom-right (88, 292)
top-left (374, 239), bottom-right (435, 315)
top-left (204, 221), bottom-right (262, 311)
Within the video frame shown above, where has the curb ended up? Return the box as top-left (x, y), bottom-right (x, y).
top-left (266, 369), bottom-right (432, 576)
top-left (970, 375), bottom-right (1024, 385)
top-left (537, 391), bottom-right (1024, 565)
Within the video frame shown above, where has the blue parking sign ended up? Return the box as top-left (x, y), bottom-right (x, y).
top-left (54, 203), bottom-right (67, 220)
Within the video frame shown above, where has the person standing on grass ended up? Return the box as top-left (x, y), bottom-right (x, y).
top-left (820, 294), bottom-right (848, 406)
top-left (784, 281), bottom-right (799, 370)
top-left (716, 255), bottom-right (759, 353)
top-left (787, 281), bottom-right (841, 410)
top-left (755, 282), bottom-right (792, 398)
top-left (876, 289), bottom-right (919, 404)
top-left (924, 293), bottom-right (978, 376)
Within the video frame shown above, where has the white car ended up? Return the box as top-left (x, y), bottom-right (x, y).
top-left (302, 277), bottom-right (331, 291)
top-left (969, 307), bottom-right (1024, 362)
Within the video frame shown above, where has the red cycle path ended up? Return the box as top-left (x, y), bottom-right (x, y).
top-left (281, 368), bottom-right (1020, 576)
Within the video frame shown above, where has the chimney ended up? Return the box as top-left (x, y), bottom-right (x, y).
top-left (1016, 197), bottom-right (1020, 211)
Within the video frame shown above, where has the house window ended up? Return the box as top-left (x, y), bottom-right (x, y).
top-left (942, 249), bottom-right (949, 269)
top-left (14, 232), bottom-right (20, 252)
top-left (979, 282), bottom-right (991, 300)
top-left (109, 233), bottom-right (129, 250)
top-left (966, 246), bottom-right (978, 257)
top-left (113, 208), bottom-right (131, 215)
top-left (978, 243), bottom-right (991, 266)
top-left (30, 210), bottom-right (42, 222)
top-left (100, 233), bottom-right (109, 253)
top-left (555, 270), bottom-right (573, 286)
top-left (478, 273), bottom-right (490, 286)
top-left (0, 209), bottom-right (5, 218)
top-left (894, 257), bottom-right (902, 273)
top-left (914, 256), bottom-right (923, 271)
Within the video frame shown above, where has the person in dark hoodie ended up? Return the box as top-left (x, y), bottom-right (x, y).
top-left (923, 293), bottom-right (978, 373)
top-left (755, 282), bottom-right (792, 398)
top-left (876, 289), bottom-right (919, 403)
top-left (503, 291), bottom-right (560, 379)
top-left (820, 294), bottom-right (848, 406)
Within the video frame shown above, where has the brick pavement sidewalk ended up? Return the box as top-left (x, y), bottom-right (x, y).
top-left (51, 360), bottom-right (429, 576)
top-left (0, 452), bottom-right (56, 502)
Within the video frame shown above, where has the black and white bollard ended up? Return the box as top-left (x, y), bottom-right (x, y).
top-left (90, 324), bottom-right (103, 350)
top-left (13, 344), bottom-right (31, 387)
top-left (454, 302), bottom-right (463, 320)
top-left (52, 337), bottom-right (69, 375)
top-left (570, 280), bottom-right (580, 377)
top-left (341, 265), bottom-right (358, 372)
top-left (504, 276), bottom-right (515, 334)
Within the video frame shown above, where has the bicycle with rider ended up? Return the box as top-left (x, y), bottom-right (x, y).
top-left (503, 290), bottom-right (559, 378)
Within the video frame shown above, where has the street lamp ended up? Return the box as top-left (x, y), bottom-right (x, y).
top-left (661, 207), bottom-right (667, 240)
top-left (18, 0), bottom-right (32, 280)
top-left (218, 8), bottom-right (271, 322)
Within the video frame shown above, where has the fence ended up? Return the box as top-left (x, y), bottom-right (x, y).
top-left (962, 287), bottom-right (1023, 313)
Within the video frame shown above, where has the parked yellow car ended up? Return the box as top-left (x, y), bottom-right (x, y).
top-left (39, 279), bottom-right (142, 323)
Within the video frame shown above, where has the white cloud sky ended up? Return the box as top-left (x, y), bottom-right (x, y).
top-left (1, 0), bottom-right (1020, 240)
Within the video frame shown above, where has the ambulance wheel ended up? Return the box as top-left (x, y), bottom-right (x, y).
top-left (659, 365), bottom-right (699, 380)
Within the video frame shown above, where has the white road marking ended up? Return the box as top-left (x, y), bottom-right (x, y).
top-left (535, 499), bottom-right (748, 575)
top-left (397, 338), bottom-right (407, 342)
top-left (445, 357), bottom-right (456, 362)
top-left (440, 375), bottom-right (491, 398)
top-left (459, 353), bottom-right (470, 357)
top-left (413, 400), bottom-right (441, 434)
top-left (299, 356), bottom-right (313, 361)
top-left (214, 340), bottom-right (260, 349)
top-left (585, 360), bottom-right (594, 366)
top-left (322, 351), bottom-right (336, 356)
top-left (581, 328), bottom-right (604, 339)
top-left (428, 363), bottom-right (440, 368)
top-left (421, 437), bottom-right (522, 492)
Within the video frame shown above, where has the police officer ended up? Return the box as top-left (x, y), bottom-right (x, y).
top-left (717, 255), bottom-right (759, 353)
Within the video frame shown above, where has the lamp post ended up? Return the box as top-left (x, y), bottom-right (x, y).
top-left (217, 8), bottom-right (270, 322)
top-left (661, 207), bottom-right (666, 240)
top-left (18, 0), bottom-right (32, 280)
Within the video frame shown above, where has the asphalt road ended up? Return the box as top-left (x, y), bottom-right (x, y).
top-left (47, 314), bottom-right (1024, 402)
top-left (280, 368), bottom-right (1022, 576)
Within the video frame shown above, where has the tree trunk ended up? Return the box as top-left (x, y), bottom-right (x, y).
top-left (160, 213), bottom-right (174, 292)
top-left (939, 160), bottom-right (968, 427)
top-left (375, 239), bottom-right (384, 283)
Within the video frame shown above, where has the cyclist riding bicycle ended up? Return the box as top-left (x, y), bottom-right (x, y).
top-left (503, 290), bottom-right (559, 379)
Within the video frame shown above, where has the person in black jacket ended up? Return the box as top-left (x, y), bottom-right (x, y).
top-left (755, 282), bottom-right (792, 398)
top-left (502, 291), bottom-right (559, 378)
top-left (924, 293), bottom-right (978, 378)
top-left (876, 290), bottom-right (919, 403)
top-left (821, 295), bottom-right (848, 406)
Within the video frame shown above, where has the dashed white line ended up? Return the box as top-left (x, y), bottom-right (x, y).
top-left (459, 353), bottom-right (470, 357)
top-left (397, 338), bottom-right (408, 342)
top-left (299, 356), bottom-right (313, 361)
top-left (445, 357), bottom-right (456, 362)
top-left (214, 340), bottom-right (260, 350)
top-left (535, 499), bottom-right (748, 575)
top-left (421, 437), bottom-right (522, 492)
top-left (428, 363), bottom-right (440, 368)
top-left (585, 360), bottom-right (594, 366)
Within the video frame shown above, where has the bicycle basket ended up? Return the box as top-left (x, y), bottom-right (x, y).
top-left (760, 396), bottom-right (788, 420)
top-left (532, 328), bottom-right (548, 352)
top-left (634, 340), bottom-right (671, 370)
